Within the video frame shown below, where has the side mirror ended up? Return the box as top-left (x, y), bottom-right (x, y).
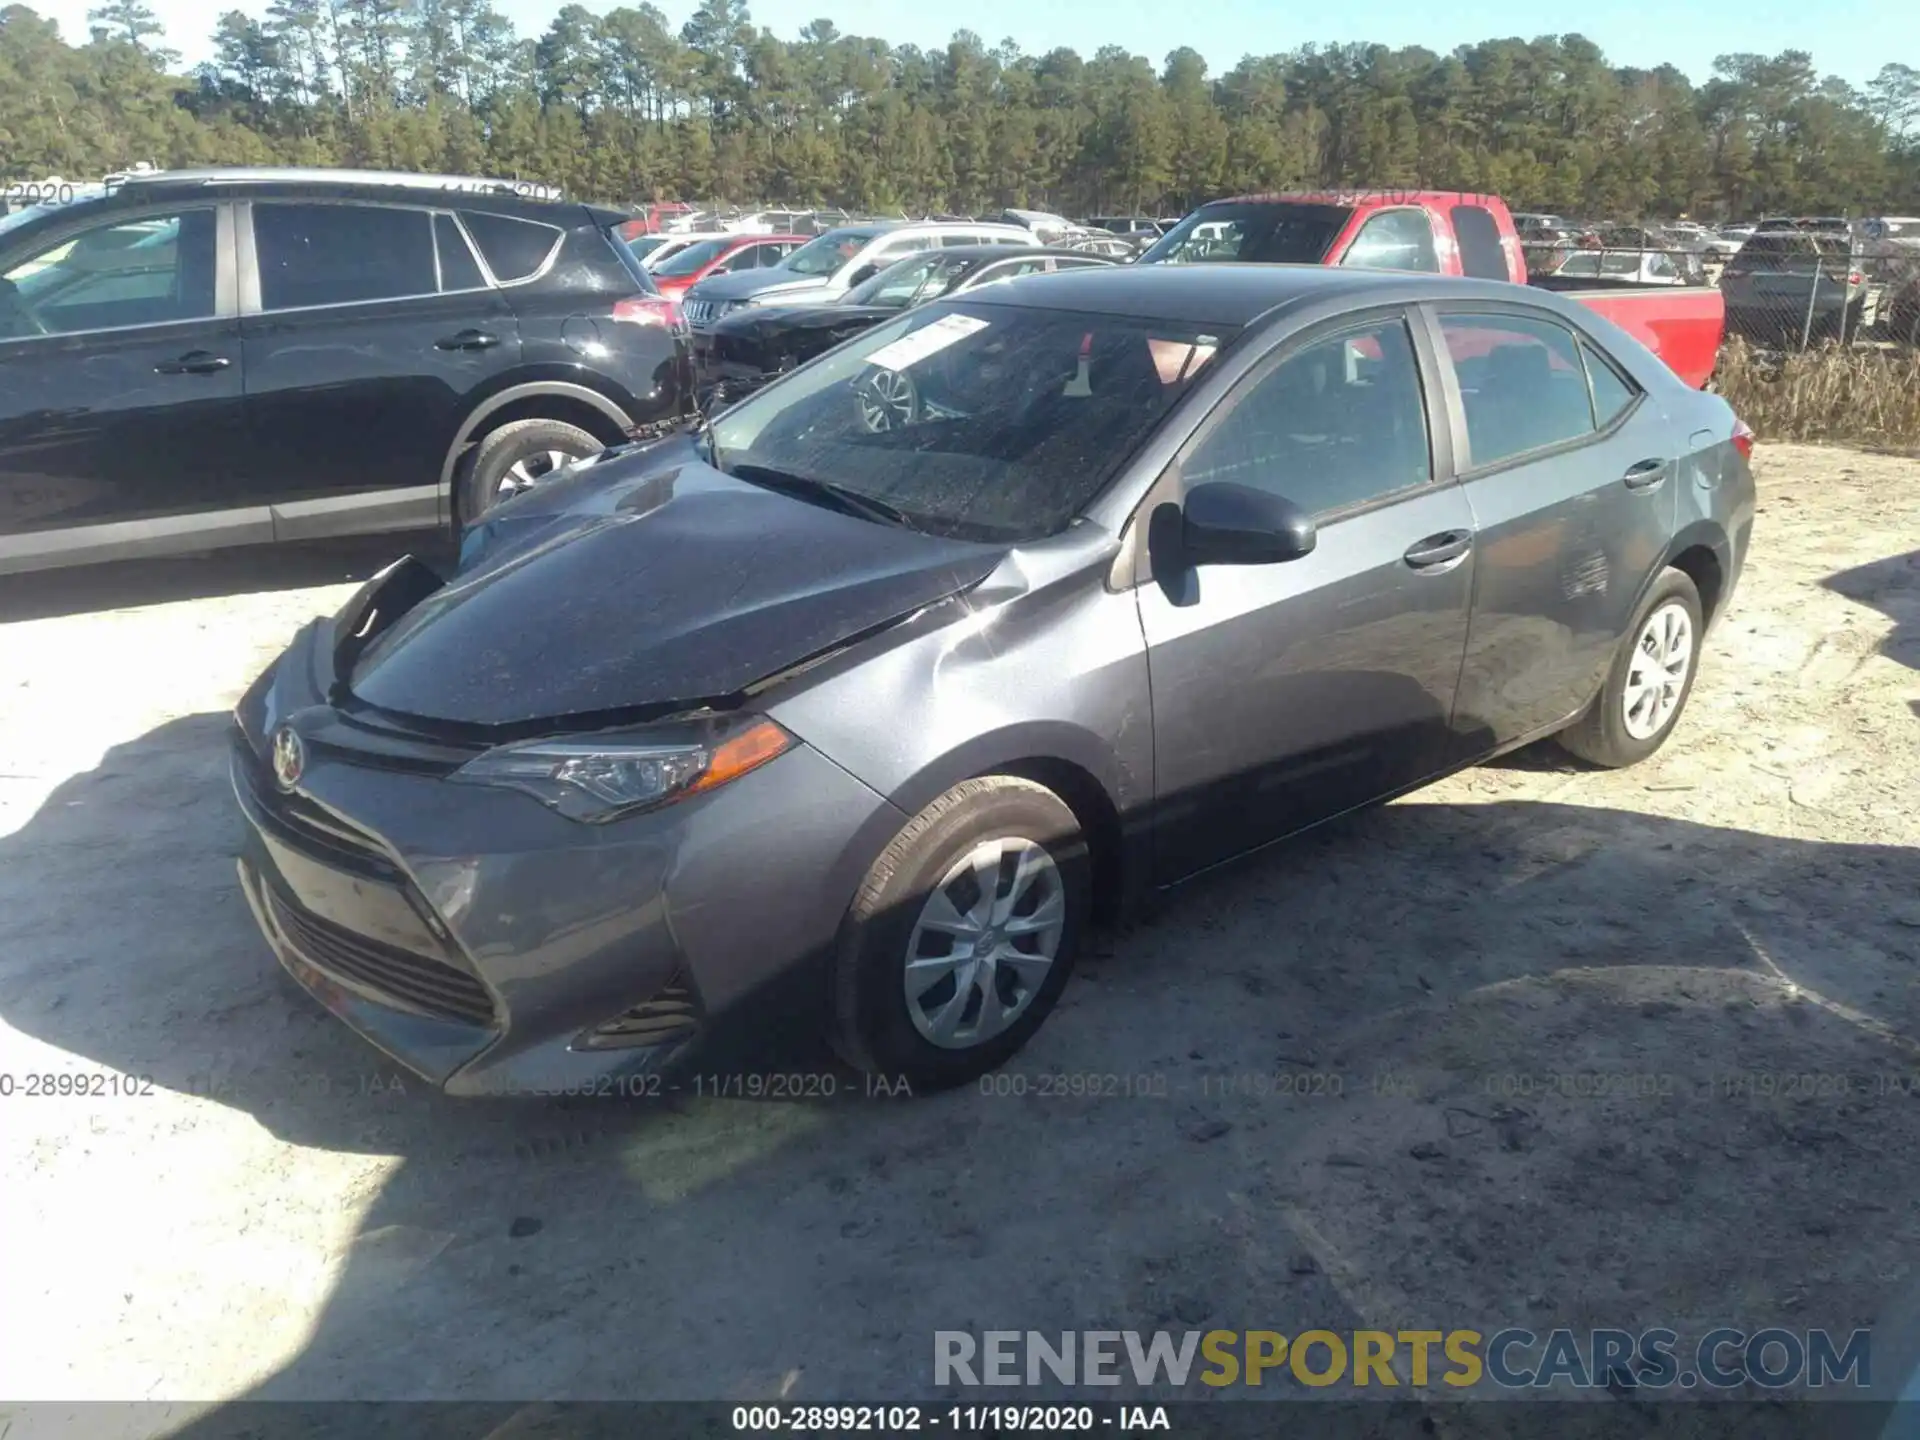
top-left (1165, 482), bottom-right (1317, 567)
top-left (847, 264), bottom-right (881, 287)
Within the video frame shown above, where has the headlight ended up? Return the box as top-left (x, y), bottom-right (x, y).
top-left (450, 715), bottom-right (792, 823)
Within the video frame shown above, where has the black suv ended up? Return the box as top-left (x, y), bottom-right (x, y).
top-left (0, 168), bottom-right (691, 575)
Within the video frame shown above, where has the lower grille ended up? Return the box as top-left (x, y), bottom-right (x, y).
top-left (266, 885), bottom-right (495, 1027)
top-left (584, 970), bottom-right (702, 1049)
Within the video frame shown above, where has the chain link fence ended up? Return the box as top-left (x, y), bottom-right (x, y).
top-left (1520, 220), bottom-right (1920, 352)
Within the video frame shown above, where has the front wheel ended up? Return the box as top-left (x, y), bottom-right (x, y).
top-left (829, 776), bottom-right (1090, 1091)
top-left (1556, 568), bottom-right (1703, 768)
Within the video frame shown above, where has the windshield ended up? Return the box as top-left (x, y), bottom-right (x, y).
top-left (624, 234), bottom-right (670, 261)
top-left (844, 252), bottom-right (972, 308)
top-left (783, 228), bottom-right (881, 277)
top-left (707, 301), bottom-right (1235, 543)
top-left (1139, 203), bottom-right (1349, 265)
top-left (653, 237), bottom-right (732, 276)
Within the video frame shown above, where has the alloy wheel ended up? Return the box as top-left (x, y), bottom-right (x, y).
top-left (495, 450), bottom-right (577, 504)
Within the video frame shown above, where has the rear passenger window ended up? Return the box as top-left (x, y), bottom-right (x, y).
top-left (1582, 341), bottom-right (1638, 427)
top-left (1440, 313), bottom-right (1595, 467)
top-left (1451, 205), bottom-right (1509, 280)
top-left (1184, 317), bottom-right (1431, 516)
top-left (458, 211), bottom-right (561, 283)
top-left (435, 214), bottom-right (486, 292)
top-left (255, 203), bottom-right (436, 310)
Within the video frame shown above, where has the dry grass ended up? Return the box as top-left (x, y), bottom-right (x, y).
top-left (1713, 337), bottom-right (1920, 448)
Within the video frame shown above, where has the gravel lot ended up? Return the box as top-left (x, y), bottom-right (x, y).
top-left (2, 444), bottom-right (1918, 1432)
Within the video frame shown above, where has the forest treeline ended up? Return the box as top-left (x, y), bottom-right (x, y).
top-left (3, 0), bottom-right (1918, 218)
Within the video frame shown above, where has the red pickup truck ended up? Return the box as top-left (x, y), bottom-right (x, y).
top-left (1137, 191), bottom-right (1725, 388)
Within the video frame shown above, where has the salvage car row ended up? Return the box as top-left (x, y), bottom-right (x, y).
top-left (0, 169), bottom-right (1754, 1102)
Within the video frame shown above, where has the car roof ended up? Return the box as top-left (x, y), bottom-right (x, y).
top-left (77, 167), bottom-right (590, 223)
top-left (946, 263), bottom-right (1573, 330)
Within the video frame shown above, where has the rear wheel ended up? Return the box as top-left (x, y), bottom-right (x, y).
top-left (456, 417), bottom-right (603, 528)
top-left (1556, 568), bottom-right (1703, 768)
top-left (829, 776), bottom-right (1089, 1091)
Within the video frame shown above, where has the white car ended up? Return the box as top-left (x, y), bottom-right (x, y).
top-left (1550, 249), bottom-right (1691, 285)
top-left (680, 220), bottom-right (1034, 328)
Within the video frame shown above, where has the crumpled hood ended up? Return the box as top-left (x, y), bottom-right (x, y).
top-left (349, 440), bottom-right (1006, 729)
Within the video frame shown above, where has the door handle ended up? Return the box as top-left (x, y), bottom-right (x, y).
top-left (435, 329), bottom-right (501, 351)
top-left (1403, 529), bottom-right (1473, 570)
top-left (154, 351), bottom-right (231, 375)
top-left (1622, 458), bottom-right (1670, 490)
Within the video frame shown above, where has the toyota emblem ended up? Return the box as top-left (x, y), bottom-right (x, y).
top-left (271, 726), bottom-right (306, 791)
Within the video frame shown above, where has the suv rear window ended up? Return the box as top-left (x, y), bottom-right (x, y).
top-left (1733, 233), bottom-right (1852, 269)
top-left (459, 210), bottom-right (562, 283)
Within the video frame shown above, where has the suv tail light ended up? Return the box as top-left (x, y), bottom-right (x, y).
top-left (1731, 416), bottom-right (1755, 462)
top-left (613, 295), bottom-right (682, 330)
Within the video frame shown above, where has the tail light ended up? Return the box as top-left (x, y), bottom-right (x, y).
top-left (1731, 416), bottom-right (1755, 462)
top-left (1848, 271), bottom-right (1864, 287)
top-left (613, 295), bottom-right (682, 330)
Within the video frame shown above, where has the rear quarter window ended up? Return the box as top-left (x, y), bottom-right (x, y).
top-left (1451, 205), bottom-right (1509, 280)
top-left (458, 210), bottom-right (563, 283)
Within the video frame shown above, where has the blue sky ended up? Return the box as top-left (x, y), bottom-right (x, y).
top-left (32, 0), bottom-right (1916, 88)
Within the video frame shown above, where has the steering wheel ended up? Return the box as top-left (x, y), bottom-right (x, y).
top-left (854, 365), bottom-right (919, 433)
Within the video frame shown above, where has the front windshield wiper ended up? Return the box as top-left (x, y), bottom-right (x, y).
top-left (727, 462), bottom-right (918, 529)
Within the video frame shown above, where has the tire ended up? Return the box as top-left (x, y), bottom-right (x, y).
top-left (1556, 567), bottom-right (1704, 769)
top-left (829, 776), bottom-right (1091, 1091)
top-left (456, 417), bottom-right (603, 528)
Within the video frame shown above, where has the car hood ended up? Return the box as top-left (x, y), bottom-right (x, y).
top-left (710, 304), bottom-right (896, 339)
top-left (687, 269), bottom-right (836, 304)
top-left (348, 440), bottom-right (1007, 729)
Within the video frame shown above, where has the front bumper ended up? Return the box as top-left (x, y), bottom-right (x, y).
top-left (229, 621), bottom-right (905, 1096)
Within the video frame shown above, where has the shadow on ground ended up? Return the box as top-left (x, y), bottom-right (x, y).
top-left (1823, 549), bottom-right (1920, 713)
top-left (3, 712), bottom-right (1920, 1438)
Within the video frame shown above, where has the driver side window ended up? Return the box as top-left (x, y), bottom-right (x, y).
top-left (1, 209), bottom-right (217, 339)
top-left (1341, 209), bottom-right (1440, 273)
top-left (1184, 316), bottom-right (1432, 517)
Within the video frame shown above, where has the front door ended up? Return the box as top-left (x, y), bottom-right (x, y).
top-left (0, 205), bottom-right (247, 563)
top-left (1137, 310), bottom-right (1476, 882)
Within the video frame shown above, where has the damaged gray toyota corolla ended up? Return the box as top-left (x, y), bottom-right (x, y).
top-left (231, 266), bottom-right (1751, 1094)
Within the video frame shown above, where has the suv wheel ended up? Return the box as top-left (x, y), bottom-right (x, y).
top-left (457, 418), bottom-right (603, 526)
top-left (829, 776), bottom-right (1089, 1091)
top-left (1556, 567), bottom-right (1704, 768)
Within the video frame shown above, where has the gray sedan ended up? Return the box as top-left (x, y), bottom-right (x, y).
top-left (231, 266), bottom-right (1755, 1095)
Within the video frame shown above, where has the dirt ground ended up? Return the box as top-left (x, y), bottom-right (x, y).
top-left (2, 444), bottom-right (1918, 1432)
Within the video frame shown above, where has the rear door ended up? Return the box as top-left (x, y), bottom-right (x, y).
top-left (1137, 308), bottom-right (1478, 881)
top-left (238, 200), bottom-right (521, 535)
top-left (0, 203), bottom-right (247, 564)
top-left (1428, 306), bottom-right (1681, 747)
